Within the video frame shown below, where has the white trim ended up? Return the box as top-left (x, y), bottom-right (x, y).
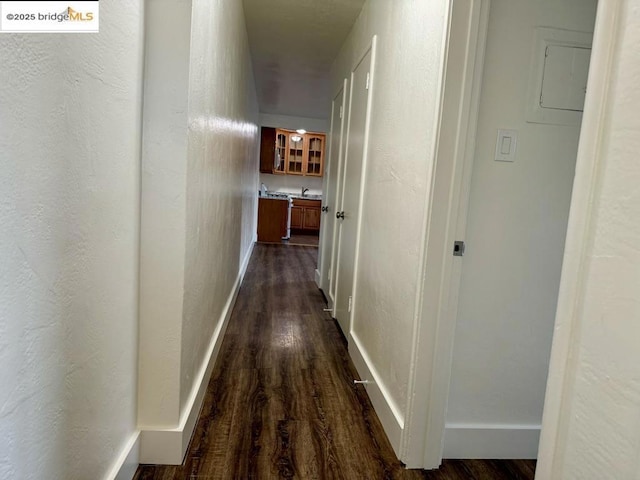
top-left (349, 331), bottom-right (404, 454)
top-left (140, 429), bottom-right (183, 465)
top-left (347, 35), bottom-right (376, 336)
top-left (401, 0), bottom-right (490, 469)
top-left (105, 431), bottom-right (141, 480)
top-left (328, 79), bottom-right (348, 313)
top-left (139, 241), bottom-right (255, 464)
top-left (333, 37), bottom-right (376, 334)
top-left (536, 1), bottom-right (621, 478)
top-left (443, 424), bottom-right (540, 459)
top-left (316, 97), bottom-right (335, 292)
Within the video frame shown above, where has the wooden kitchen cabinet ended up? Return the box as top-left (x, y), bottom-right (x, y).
top-left (303, 206), bottom-right (321, 230)
top-left (306, 135), bottom-right (324, 176)
top-left (274, 130), bottom-right (287, 174)
top-left (292, 198), bottom-right (321, 232)
top-left (287, 132), bottom-right (305, 174)
top-left (258, 129), bottom-right (325, 177)
top-left (290, 205), bottom-right (303, 229)
top-left (259, 127), bottom-right (288, 174)
top-left (257, 197), bottom-right (289, 242)
top-left (259, 127), bottom-right (276, 174)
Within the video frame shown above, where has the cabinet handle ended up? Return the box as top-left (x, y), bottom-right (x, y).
top-left (322, 206), bottom-right (329, 213)
top-left (336, 211), bottom-right (345, 219)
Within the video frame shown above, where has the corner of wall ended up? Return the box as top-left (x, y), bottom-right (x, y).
top-left (443, 425), bottom-right (540, 459)
top-left (138, 242), bottom-right (255, 465)
top-left (105, 431), bottom-right (141, 480)
top-left (349, 333), bottom-right (405, 455)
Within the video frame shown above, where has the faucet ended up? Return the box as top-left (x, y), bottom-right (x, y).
top-left (301, 187), bottom-right (309, 197)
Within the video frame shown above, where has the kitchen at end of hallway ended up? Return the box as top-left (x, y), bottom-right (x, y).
top-left (257, 193), bottom-right (322, 247)
top-left (257, 125), bottom-right (327, 247)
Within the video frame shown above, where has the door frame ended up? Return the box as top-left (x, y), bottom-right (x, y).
top-left (326, 79), bottom-right (349, 308)
top-left (401, 0), bottom-right (491, 468)
top-left (404, 0), bottom-right (610, 470)
top-left (346, 34), bottom-right (377, 340)
top-left (535, 1), bottom-right (620, 476)
top-left (332, 36), bottom-right (377, 333)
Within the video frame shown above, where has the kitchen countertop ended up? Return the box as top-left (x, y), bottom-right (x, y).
top-left (261, 191), bottom-right (323, 201)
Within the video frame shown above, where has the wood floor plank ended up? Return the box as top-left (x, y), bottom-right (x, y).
top-left (135, 244), bottom-right (536, 479)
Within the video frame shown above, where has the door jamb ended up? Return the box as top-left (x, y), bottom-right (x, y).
top-left (332, 36), bottom-right (378, 335)
top-left (400, 0), bottom-right (491, 469)
top-left (346, 34), bottom-right (378, 341)
top-left (536, 1), bottom-right (620, 476)
top-left (328, 79), bottom-right (349, 309)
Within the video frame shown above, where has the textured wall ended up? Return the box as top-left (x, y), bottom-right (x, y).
top-left (330, 0), bottom-right (448, 420)
top-left (0, 0), bottom-right (144, 478)
top-left (138, 0), bottom-right (259, 432)
top-left (446, 0), bottom-right (597, 434)
top-left (180, 0), bottom-right (259, 413)
top-left (138, 0), bottom-right (191, 429)
top-left (538, 1), bottom-right (640, 477)
top-left (259, 113), bottom-right (328, 134)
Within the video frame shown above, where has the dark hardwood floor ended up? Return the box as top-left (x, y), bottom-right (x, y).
top-left (134, 244), bottom-right (536, 479)
top-left (284, 233), bottom-right (319, 247)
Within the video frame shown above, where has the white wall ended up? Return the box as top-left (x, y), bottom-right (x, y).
top-left (445, 0), bottom-right (597, 458)
top-left (538, 1), bottom-right (640, 478)
top-left (138, 0), bottom-right (190, 430)
top-left (181, 0), bottom-right (259, 415)
top-left (329, 0), bottom-right (449, 453)
top-left (0, 1), bottom-right (144, 478)
top-left (259, 113), bottom-right (328, 133)
top-left (138, 0), bottom-right (260, 463)
top-left (259, 174), bottom-right (323, 196)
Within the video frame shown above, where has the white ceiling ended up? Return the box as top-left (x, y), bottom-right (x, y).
top-left (242, 0), bottom-right (365, 120)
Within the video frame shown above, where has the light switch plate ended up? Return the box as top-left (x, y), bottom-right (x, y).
top-left (495, 129), bottom-right (517, 162)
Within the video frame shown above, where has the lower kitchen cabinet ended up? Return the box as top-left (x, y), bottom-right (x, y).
top-left (292, 198), bottom-right (321, 233)
top-left (303, 207), bottom-right (320, 230)
top-left (257, 197), bottom-right (288, 242)
top-left (291, 206), bottom-right (303, 229)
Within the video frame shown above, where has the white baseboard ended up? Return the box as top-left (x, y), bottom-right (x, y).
top-left (443, 423), bottom-right (540, 459)
top-left (348, 332), bottom-right (405, 455)
top-left (139, 242), bottom-right (255, 465)
top-left (105, 431), bottom-right (140, 480)
top-left (314, 268), bottom-right (321, 288)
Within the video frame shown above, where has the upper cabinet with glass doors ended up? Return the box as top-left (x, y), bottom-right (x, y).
top-left (287, 132), bottom-right (305, 174)
top-left (267, 128), bottom-right (325, 177)
top-left (273, 130), bottom-right (287, 174)
top-left (306, 135), bottom-right (324, 175)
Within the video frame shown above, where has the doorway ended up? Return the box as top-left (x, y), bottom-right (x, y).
top-left (444, 0), bottom-right (598, 459)
top-left (333, 41), bottom-right (376, 340)
top-left (404, 0), bottom-right (599, 468)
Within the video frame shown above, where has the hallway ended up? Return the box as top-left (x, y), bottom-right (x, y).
top-left (134, 244), bottom-right (535, 479)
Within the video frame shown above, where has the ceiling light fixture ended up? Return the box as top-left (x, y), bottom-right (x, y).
top-left (296, 129), bottom-right (307, 135)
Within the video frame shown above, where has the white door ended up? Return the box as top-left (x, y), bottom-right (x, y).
top-left (334, 48), bottom-right (374, 337)
top-left (319, 82), bottom-right (347, 300)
